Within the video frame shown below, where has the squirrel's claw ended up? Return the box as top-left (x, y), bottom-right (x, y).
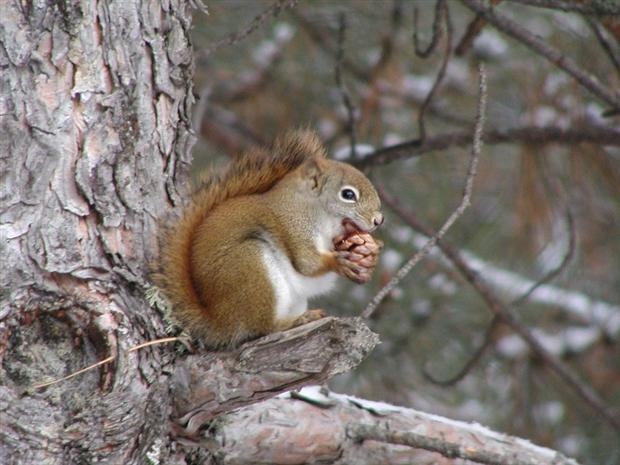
top-left (335, 251), bottom-right (376, 284)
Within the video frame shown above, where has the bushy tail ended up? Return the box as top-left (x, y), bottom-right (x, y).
top-left (154, 130), bottom-right (326, 338)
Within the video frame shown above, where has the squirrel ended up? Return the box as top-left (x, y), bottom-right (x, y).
top-left (156, 130), bottom-right (384, 348)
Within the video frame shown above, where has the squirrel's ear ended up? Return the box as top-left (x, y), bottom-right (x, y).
top-left (302, 157), bottom-right (327, 192)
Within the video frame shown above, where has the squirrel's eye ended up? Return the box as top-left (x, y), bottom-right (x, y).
top-left (340, 187), bottom-right (358, 203)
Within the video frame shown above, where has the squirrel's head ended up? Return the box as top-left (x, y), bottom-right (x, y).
top-left (301, 156), bottom-right (384, 235)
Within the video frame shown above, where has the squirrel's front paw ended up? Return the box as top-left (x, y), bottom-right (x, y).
top-left (334, 233), bottom-right (383, 284)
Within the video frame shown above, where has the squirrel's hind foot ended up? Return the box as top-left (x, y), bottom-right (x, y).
top-left (291, 308), bottom-right (327, 327)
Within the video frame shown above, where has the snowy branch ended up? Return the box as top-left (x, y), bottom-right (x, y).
top-left (170, 317), bottom-right (378, 437)
top-left (204, 386), bottom-right (581, 465)
top-left (406, 233), bottom-right (620, 340)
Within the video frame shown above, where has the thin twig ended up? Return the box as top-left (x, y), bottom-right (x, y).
top-left (461, 0), bottom-right (620, 112)
top-left (585, 16), bottom-right (620, 78)
top-left (422, 208), bottom-right (575, 385)
top-left (423, 316), bottom-right (500, 386)
top-left (293, 10), bottom-right (470, 128)
top-left (510, 209), bottom-right (576, 307)
top-left (354, 1), bottom-right (403, 139)
top-left (292, 10), bottom-right (370, 81)
top-left (455, 0), bottom-right (502, 56)
top-left (413, 0), bottom-right (445, 58)
top-left (372, 0), bottom-right (403, 74)
top-left (378, 188), bottom-right (620, 432)
top-left (201, 0), bottom-right (298, 59)
top-left (355, 124), bottom-right (620, 167)
top-left (31, 337), bottom-right (180, 390)
top-left (417, 0), bottom-right (452, 142)
top-left (505, 0), bottom-right (620, 15)
top-left (335, 12), bottom-right (357, 159)
top-left (362, 64), bottom-right (487, 319)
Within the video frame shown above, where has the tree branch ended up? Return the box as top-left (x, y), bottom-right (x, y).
top-left (505, 0), bottom-right (620, 15)
top-left (362, 65), bottom-right (487, 318)
top-left (170, 317), bottom-right (378, 438)
top-left (417, 0), bottom-right (453, 142)
top-left (585, 16), bottom-right (620, 77)
top-left (199, 0), bottom-right (298, 59)
top-left (461, 0), bottom-right (620, 112)
top-left (206, 386), bottom-right (582, 465)
top-left (335, 12), bottom-right (358, 158)
top-left (379, 190), bottom-right (620, 433)
top-left (355, 124), bottom-right (620, 167)
top-left (413, 0), bottom-right (445, 58)
top-left (455, 0), bottom-right (503, 56)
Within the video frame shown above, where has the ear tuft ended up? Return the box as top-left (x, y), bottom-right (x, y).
top-left (273, 129), bottom-right (327, 163)
top-left (302, 157), bottom-right (327, 190)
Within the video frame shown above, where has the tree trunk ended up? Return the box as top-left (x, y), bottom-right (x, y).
top-left (0, 0), bottom-right (194, 463)
top-left (0, 2), bottom-right (379, 464)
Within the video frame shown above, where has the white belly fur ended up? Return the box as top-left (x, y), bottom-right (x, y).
top-left (260, 243), bottom-right (338, 322)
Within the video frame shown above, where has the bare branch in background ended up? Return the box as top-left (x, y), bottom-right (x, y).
top-left (370, 0), bottom-right (403, 74)
top-left (510, 209), bottom-right (576, 307)
top-left (362, 65), bottom-right (487, 319)
top-left (422, 208), bottom-right (575, 386)
top-left (211, 24), bottom-right (296, 104)
top-left (293, 10), bottom-right (471, 129)
top-left (455, 0), bottom-right (502, 56)
top-left (413, 0), bottom-right (445, 58)
top-left (378, 186), bottom-right (620, 433)
top-left (200, 0), bottom-right (298, 59)
top-left (505, 0), bottom-right (620, 15)
top-left (335, 12), bottom-right (357, 158)
top-left (356, 124), bottom-right (620, 167)
top-left (291, 11), bottom-right (370, 81)
top-left (200, 104), bottom-right (267, 155)
top-left (461, 0), bottom-right (620, 112)
top-left (352, 0), bottom-right (403, 138)
top-left (423, 315), bottom-right (500, 386)
top-left (417, 0), bottom-right (452, 141)
top-left (585, 16), bottom-right (620, 77)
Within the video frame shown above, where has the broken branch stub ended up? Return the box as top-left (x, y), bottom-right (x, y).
top-left (171, 316), bottom-right (379, 437)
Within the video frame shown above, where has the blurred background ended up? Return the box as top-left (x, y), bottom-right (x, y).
top-left (190, 2), bottom-right (620, 464)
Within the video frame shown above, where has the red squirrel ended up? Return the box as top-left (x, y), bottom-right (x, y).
top-left (156, 130), bottom-right (383, 347)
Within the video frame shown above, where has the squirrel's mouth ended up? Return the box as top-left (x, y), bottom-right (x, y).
top-left (342, 218), bottom-right (370, 235)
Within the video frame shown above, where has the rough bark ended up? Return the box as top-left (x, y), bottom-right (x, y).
top-left (0, 0), bottom-right (194, 463)
top-left (171, 317), bottom-right (379, 437)
top-left (205, 387), bottom-right (581, 465)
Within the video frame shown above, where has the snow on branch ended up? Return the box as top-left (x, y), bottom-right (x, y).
top-left (409, 233), bottom-right (620, 340)
top-left (170, 317), bottom-right (378, 437)
top-left (204, 386), bottom-right (581, 465)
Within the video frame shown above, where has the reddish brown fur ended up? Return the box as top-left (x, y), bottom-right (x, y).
top-left (155, 131), bottom-right (327, 346)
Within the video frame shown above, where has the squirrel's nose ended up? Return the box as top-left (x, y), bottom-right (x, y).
top-left (372, 213), bottom-right (384, 228)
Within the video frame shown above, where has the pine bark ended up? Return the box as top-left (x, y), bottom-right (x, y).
top-left (0, 0), bottom-right (194, 463)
